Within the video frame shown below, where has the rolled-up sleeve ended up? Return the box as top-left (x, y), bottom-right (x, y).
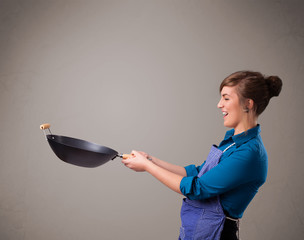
top-left (180, 176), bottom-right (198, 197)
top-left (180, 163), bottom-right (206, 199)
top-left (184, 164), bottom-right (199, 176)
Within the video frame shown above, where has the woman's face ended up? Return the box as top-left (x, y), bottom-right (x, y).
top-left (217, 86), bottom-right (247, 134)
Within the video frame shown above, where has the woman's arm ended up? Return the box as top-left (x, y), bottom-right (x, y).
top-left (122, 150), bottom-right (184, 195)
top-left (180, 146), bottom-right (263, 200)
top-left (145, 153), bottom-right (187, 176)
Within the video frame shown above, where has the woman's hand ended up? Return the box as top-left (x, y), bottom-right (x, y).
top-left (122, 150), bottom-right (152, 172)
top-left (122, 150), bottom-right (183, 195)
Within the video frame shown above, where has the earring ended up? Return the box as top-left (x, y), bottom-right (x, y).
top-left (243, 108), bottom-right (249, 113)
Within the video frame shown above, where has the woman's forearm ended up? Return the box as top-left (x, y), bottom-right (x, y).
top-left (150, 157), bottom-right (187, 176)
top-left (145, 160), bottom-right (183, 195)
top-left (122, 150), bottom-right (185, 195)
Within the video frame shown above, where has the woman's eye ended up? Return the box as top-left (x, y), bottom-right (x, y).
top-left (224, 98), bottom-right (229, 101)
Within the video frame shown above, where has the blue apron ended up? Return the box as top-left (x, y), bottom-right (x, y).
top-left (179, 143), bottom-right (235, 240)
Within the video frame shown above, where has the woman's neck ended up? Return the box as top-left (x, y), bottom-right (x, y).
top-left (234, 118), bottom-right (258, 135)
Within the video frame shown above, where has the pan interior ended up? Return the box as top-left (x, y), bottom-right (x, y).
top-left (47, 135), bottom-right (118, 155)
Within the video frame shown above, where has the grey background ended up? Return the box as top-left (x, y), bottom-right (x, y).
top-left (0, 0), bottom-right (303, 239)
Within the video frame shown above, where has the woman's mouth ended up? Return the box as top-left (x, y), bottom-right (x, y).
top-left (222, 112), bottom-right (228, 118)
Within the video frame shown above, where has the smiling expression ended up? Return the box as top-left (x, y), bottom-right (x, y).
top-left (217, 86), bottom-right (248, 134)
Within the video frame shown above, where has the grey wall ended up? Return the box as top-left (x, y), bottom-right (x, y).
top-left (1, 1), bottom-right (303, 239)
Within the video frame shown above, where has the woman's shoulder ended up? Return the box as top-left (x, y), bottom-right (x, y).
top-left (236, 136), bottom-right (268, 162)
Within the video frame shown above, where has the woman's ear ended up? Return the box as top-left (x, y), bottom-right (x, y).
top-left (247, 99), bottom-right (254, 110)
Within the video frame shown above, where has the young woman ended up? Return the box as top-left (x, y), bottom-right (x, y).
top-left (122, 71), bottom-right (282, 240)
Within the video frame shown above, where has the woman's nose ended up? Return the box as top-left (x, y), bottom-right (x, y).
top-left (217, 99), bottom-right (223, 108)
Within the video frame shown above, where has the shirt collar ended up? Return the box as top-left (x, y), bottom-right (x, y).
top-left (223, 124), bottom-right (261, 147)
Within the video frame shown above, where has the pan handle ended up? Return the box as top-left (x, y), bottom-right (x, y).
top-left (121, 154), bottom-right (133, 159)
top-left (40, 123), bottom-right (51, 130)
top-left (40, 123), bottom-right (53, 139)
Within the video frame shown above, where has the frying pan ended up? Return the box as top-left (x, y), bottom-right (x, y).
top-left (40, 123), bottom-right (131, 168)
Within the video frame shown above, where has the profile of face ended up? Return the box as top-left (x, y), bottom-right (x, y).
top-left (217, 86), bottom-right (249, 134)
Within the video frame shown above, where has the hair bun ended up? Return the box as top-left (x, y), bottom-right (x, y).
top-left (265, 76), bottom-right (282, 98)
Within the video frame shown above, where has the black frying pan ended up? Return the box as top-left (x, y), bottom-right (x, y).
top-left (40, 123), bottom-right (131, 168)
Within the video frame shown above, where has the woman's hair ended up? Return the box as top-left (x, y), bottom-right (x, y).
top-left (220, 71), bottom-right (282, 116)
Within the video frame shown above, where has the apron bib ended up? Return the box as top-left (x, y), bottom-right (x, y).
top-left (179, 143), bottom-right (235, 240)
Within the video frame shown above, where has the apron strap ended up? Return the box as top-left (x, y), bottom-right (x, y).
top-left (223, 142), bottom-right (235, 153)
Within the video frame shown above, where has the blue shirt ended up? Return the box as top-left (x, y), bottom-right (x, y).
top-left (180, 125), bottom-right (268, 219)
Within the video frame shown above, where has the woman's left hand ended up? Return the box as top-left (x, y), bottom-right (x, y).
top-left (122, 150), bottom-right (151, 172)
